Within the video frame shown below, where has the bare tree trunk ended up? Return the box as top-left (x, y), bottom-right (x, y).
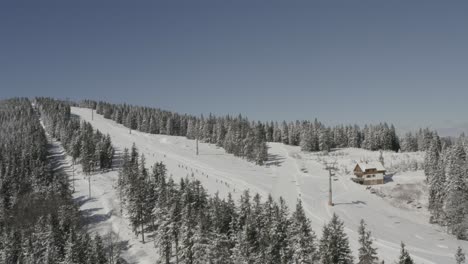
top-left (109, 232), bottom-right (114, 264)
top-left (140, 207), bottom-right (145, 243)
top-left (166, 246), bottom-right (170, 264)
top-left (141, 221), bottom-right (145, 243)
top-left (88, 176), bottom-right (91, 198)
top-left (119, 186), bottom-right (123, 214)
top-left (175, 238), bottom-right (179, 264)
top-left (72, 160), bottom-right (75, 191)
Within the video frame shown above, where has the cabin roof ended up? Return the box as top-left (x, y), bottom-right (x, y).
top-left (355, 162), bottom-right (386, 172)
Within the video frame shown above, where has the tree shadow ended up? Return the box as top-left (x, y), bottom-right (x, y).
top-left (81, 207), bottom-right (103, 216)
top-left (82, 209), bottom-right (113, 226)
top-left (333, 200), bottom-right (367, 206)
top-left (74, 195), bottom-right (97, 207)
top-left (113, 240), bottom-right (131, 264)
top-left (328, 148), bottom-right (343, 153)
top-left (70, 113), bottom-right (80, 120)
top-left (111, 148), bottom-right (125, 171)
top-left (266, 153), bottom-right (285, 167)
top-left (102, 232), bottom-right (131, 264)
top-left (198, 153), bottom-right (225, 156)
top-left (384, 173), bottom-right (395, 183)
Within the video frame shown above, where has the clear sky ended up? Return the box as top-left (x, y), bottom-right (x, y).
top-left (1, 1), bottom-right (467, 133)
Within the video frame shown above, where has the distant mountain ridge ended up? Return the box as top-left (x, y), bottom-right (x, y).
top-left (436, 123), bottom-right (468, 137)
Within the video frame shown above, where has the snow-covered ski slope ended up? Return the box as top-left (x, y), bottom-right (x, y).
top-left (41, 120), bottom-right (157, 263)
top-left (72, 107), bottom-right (467, 264)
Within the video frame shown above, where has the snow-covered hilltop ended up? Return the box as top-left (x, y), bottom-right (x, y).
top-left (71, 106), bottom-right (467, 264)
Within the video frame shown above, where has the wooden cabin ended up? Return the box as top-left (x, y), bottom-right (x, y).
top-left (353, 162), bottom-right (386, 185)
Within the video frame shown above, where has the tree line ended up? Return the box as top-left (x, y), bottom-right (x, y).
top-left (116, 144), bottom-right (440, 264)
top-left (0, 98), bottom-right (110, 263)
top-left (23, 97), bottom-right (465, 263)
top-left (269, 121), bottom-right (400, 152)
top-left (82, 100), bottom-right (269, 165)
top-left (79, 100), bottom-right (438, 161)
top-left (425, 133), bottom-right (468, 240)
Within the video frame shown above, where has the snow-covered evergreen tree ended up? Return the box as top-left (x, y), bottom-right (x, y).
top-left (357, 220), bottom-right (379, 264)
top-left (443, 143), bottom-right (468, 239)
top-left (281, 121), bottom-right (290, 145)
top-left (156, 207), bottom-right (173, 264)
top-left (397, 242), bottom-right (414, 264)
top-left (456, 247), bottom-right (466, 264)
top-left (289, 200), bottom-right (317, 263)
top-left (192, 225), bottom-right (212, 264)
top-left (319, 214), bottom-right (353, 264)
top-left (319, 127), bottom-right (331, 152)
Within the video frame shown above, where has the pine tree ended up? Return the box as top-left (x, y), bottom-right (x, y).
top-left (103, 134), bottom-right (114, 169)
top-left (319, 214), bottom-right (353, 264)
top-left (444, 143), bottom-right (468, 239)
top-left (243, 131), bottom-right (256, 161)
top-left (180, 203), bottom-right (196, 264)
top-left (281, 121), bottom-right (289, 145)
top-left (357, 220), bottom-right (378, 264)
top-left (398, 242), bottom-right (414, 264)
top-left (289, 200), bottom-right (317, 264)
top-left (209, 232), bottom-right (232, 264)
top-left (426, 137), bottom-right (446, 224)
top-left (192, 225), bottom-right (212, 264)
top-left (118, 148), bottom-right (130, 212)
top-left (300, 124), bottom-right (314, 152)
top-left (237, 190), bottom-right (252, 231)
top-left (125, 152), bottom-right (152, 242)
top-left (91, 234), bottom-right (107, 264)
top-left (456, 247), bottom-right (466, 264)
top-left (424, 135), bottom-right (441, 182)
top-left (319, 127), bottom-right (331, 152)
top-left (156, 207), bottom-right (173, 264)
top-left (63, 232), bottom-right (80, 264)
top-left (80, 127), bottom-right (96, 175)
top-left (231, 221), bottom-right (252, 264)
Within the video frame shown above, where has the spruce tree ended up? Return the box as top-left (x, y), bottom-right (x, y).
top-left (319, 214), bottom-right (353, 264)
top-left (319, 128), bottom-right (331, 152)
top-left (398, 242), bottom-right (414, 264)
top-left (444, 143), bottom-right (468, 239)
top-left (156, 207), bottom-right (172, 264)
top-left (192, 225), bottom-right (212, 264)
top-left (209, 232), bottom-right (232, 264)
top-left (426, 139), bottom-right (445, 224)
top-left (180, 203), bottom-right (196, 264)
top-left (281, 121), bottom-right (289, 145)
top-left (424, 136), bottom-right (441, 183)
top-left (93, 234), bottom-right (107, 264)
top-left (289, 200), bottom-right (317, 264)
top-left (456, 247), bottom-right (466, 264)
top-left (357, 220), bottom-right (378, 264)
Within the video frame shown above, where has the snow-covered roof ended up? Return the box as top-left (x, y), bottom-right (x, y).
top-left (356, 162), bottom-right (386, 172)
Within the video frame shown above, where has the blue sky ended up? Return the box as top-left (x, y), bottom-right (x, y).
top-left (1, 1), bottom-right (467, 133)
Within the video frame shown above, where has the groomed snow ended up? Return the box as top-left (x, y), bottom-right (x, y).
top-left (71, 107), bottom-right (467, 264)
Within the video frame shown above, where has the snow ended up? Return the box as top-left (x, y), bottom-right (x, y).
top-left (70, 107), bottom-right (467, 264)
top-left (356, 162), bottom-right (386, 172)
top-left (41, 122), bottom-right (158, 263)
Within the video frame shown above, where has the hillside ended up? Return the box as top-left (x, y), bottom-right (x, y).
top-left (71, 106), bottom-right (467, 264)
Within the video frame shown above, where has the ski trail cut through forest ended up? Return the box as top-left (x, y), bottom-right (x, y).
top-left (41, 121), bottom-right (160, 264)
top-left (71, 107), bottom-right (468, 264)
